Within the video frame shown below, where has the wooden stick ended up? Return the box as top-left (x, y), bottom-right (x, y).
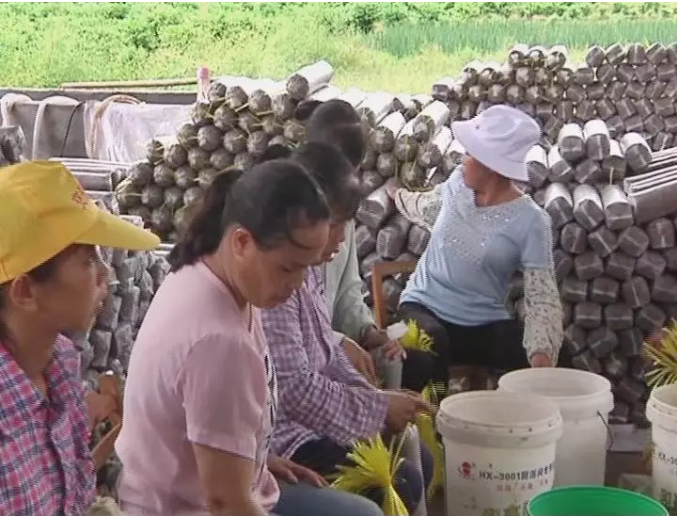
top-left (60, 77), bottom-right (197, 89)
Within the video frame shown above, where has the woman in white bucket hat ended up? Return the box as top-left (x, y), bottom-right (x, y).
top-left (387, 105), bottom-right (563, 389)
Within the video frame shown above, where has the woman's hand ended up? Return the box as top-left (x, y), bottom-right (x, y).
top-left (363, 326), bottom-right (407, 360)
top-left (267, 454), bottom-right (328, 487)
top-left (343, 337), bottom-right (379, 386)
top-left (529, 352), bottom-right (552, 368)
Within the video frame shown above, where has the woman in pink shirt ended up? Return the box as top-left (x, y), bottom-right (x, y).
top-left (116, 158), bottom-right (383, 516)
top-left (0, 161), bottom-right (160, 516)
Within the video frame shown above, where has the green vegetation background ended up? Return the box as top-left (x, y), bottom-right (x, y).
top-left (0, 2), bottom-right (675, 93)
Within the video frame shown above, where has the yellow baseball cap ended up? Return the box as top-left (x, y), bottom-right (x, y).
top-left (0, 161), bottom-right (160, 283)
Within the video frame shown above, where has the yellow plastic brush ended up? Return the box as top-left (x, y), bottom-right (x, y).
top-left (401, 319), bottom-right (434, 353)
top-left (331, 434), bottom-right (409, 516)
top-left (644, 321), bottom-right (677, 388)
top-left (418, 383), bottom-right (445, 500)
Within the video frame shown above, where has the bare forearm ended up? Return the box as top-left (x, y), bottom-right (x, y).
top-left (207, 498), bottom-right (267, 516)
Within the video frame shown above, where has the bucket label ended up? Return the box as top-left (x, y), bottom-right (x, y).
top-left (652, 446), bottom-right (677, 514)
top-left (456, 460), bottom-right (555, 516)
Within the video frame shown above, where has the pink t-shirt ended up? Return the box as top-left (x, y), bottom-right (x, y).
top-left (115, 261), bottom-right (279, 515)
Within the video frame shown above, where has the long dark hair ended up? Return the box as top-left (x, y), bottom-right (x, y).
top-left (294, 99), bottom-right (365, 167)
top-left (168, 160), bottom-right (330, 272)
top-left (259, 141), bottom-right (362, 222)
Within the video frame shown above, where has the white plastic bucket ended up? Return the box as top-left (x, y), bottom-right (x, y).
top-left (497, 367), bottom-right (614, 487)
top-left (436, 391), bottom-right (563, 516)
top-left (646, 384), bottom-right (677, 513)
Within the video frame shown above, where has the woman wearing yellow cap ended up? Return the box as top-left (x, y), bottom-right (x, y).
top-left (0, 160), bottom-right (160, 516)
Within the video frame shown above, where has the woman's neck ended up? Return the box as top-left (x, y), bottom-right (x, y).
top-left (202, 253), bottom-right (248, 309)
top-left (475, 181), bottom-right (521, 207)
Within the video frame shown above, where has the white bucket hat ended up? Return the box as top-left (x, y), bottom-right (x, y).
top-left (451, 105), bottom-right (541, 182)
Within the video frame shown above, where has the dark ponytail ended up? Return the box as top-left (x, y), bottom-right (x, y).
top-left (168, 160), bottom-right (330, 272)
top-left (295, 99), bottom-right (366, 168)
top-left (168, 171), bottom-right (243, 271)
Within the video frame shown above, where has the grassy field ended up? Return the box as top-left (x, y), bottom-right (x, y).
top-left (0, 2), bottom-right (675, 93)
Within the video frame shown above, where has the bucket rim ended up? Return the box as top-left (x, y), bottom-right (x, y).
top-left (438, 390), bottom-right (562, 430)
top-left (497, 368), bottom-right (612, 403)
top-left (528, 485), bottom-right (669, 516)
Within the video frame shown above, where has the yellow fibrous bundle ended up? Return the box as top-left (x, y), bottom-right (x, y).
top-left (644, 320), bottom-right (677, 388)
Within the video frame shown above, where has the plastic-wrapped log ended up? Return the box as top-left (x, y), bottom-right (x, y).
top-left (586, 45), bottom-right (606, 68)
top-left (376, 215), bottom-right (411, 260)
top-left (606, 251), bottom-right (637, 282)
top-left (652, 274), bottom-right (677, 304)
top-left (595, 98), bottom-right (616, 121)
top-left (406, 225), bottom-right (430, 256)
top-left (644, 80), bottom-right (666, 100)
top-left (635, 303), bottom-right (667, 334)
top-left (370, 112), bottom-right (407, 154)
top-left (655, 97), bottom-right (677, 118)
top-left (664, 115), bottom-right (677, 134)
top-left (574, 301), bottom-right (602, 329)
top-left (588, 226), bottom-right (618, 258)
top-left (605, 116), bottom-right (626, 139)
top-left (606, 81), bottom-right (627, 102)
top-left (625, 81), bottom-right (646, 101)
top-left (574, 158), bottom-right (601, 185)
top-left (547, 147), bottom-right (574, 184)
top-left (359, 170), bottom-right (385, 197)
top-left (663, 79), bottom-right (677, 100)
top-left (635, 63), bottom-right (657, 85)
top-left (647, 218), bottom-right (676, 250)
top-left (599, 140), bottom-right (626, 183)
top-left (572, 349), bottom-right (603, 375)
top-left (656, 62), bottom-right (676, 82)
top-left (601, 184), bottom-right (634, 231)
top-left (587, 81), bottom-right (606, 102)
top-left (560, 221), bottom-right (588, 255)
top-left (535, 103), bottom-right (553, 121)
top-left (286, 60), bottom-right (333, 100)
top-left (526, 145), bottom-right (549, 189)
top-left (544, 183), bottom-right (574, 229)
top-left (360, 252), bottom-right (380, 278)
top-left (588, 326), bottom-right (619, 357)
top-left (573, 184), bottom-right (604, 230)
top-left (615, 376), bottom-right (647, 405)
top-left (576, 100), bottom-right (597, 123)
top-left (620, 133), bottom-right (653, 173)
top-left (554, 62), bottom-right (575, 87)
top-left (583, 120), bottom-right (611, 161)
top-left (432, 77), bottom-right (456, 101)
top-left (618, 328), bottom-right (644, 357)
top-left (338, 88), bottom-right (368, 109)
top-left (604, 351), bottom-right (628, 380)
top-left (621, 275), bottom-right (651, 309)
top-left (393, 120), bottom-right (419, 163)
top-left (416, 126), bottom-right (452, 170)
top-left (441, 139), bottom-right (465, 176)
top-left (604, 303), bottom-right (634, 331)
top-left (651, 132), bottom-right (674, 152)
top-left (644, 115), bottom-right (666, 138)
top-left (623, 115), bottom-right (645, 134)
top-left (563, 323), bottom-right (587, 355)
top-left (574, 251), bottom-right (604, 280)
top-left (565, 83), bottom-right (586, 104)
top-left (553, 248), bottom-right (574, 282)
top-left (375, 153), bottom-right (398, 179)
top-left (558, 124), bottom-right (586, 162)
top-left (542, 83), bottom-right (563, 104)
top-left (90, 329), bottom-right (112, 370)
top-left (597, 63), bottom-right (617, 86)
top-left (635, 251), bottom-right (667, 280)
top-left (356, 182), bottom-right (394, 231)
top-left (458, 101), bottom-right (477, 120)
top-left (355, 224), bottom-right (377, 259)
top-left (591, 276), bottom-right (620, 304)
top-left (504, 84), bottom-right (523, 106)
top-left (544, 116), bottom-right (565, 143)
top-left (561, 276), bottom-right (588, 303)
top-left (573, 64), bottom-right (595, 86)
top-left (546, 45), bottom-right (569, 71)
top-left (617, 226), bottom-right (650, 258)
top-left (359, 93), bottom-right (396, 128)
top-left (627, 43), bottom-right (647, 66)
top-left (664, 247), bottom-right (677, 272)
top-left (467, 84), bottom-right (485, 104)
top-left (614, 99), bottom-right (636, 120)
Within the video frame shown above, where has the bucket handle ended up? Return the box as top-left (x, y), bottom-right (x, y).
top-left (597, 411), bottom-right (614, 451)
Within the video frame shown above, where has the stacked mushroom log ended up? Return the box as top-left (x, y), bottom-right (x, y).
top-left (515, 131), bottom-right (677, 425)
top-left (0, 126), bottom-right (26, 165)
top-left (431, 42), bottom-right (677, 149)
top-left (52, 159), bottom-right (171, 388)
top-left (114, 61), bottom-right (336, 241)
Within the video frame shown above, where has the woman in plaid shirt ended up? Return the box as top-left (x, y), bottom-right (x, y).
top-left (0, 161), bottom-right (160, 516)
top-left (260, 141), bottom-right (434, 515)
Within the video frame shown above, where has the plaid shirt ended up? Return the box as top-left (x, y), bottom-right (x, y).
top-left (261, 266), bottom-right (389, 459)
top-left (0, 335), bottom-right (95, 516)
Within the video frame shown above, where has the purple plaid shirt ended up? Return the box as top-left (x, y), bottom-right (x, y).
top-left (0, 335), bottom-right (95, 516)
top-left (261, 266), bottom-right (389, 458)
